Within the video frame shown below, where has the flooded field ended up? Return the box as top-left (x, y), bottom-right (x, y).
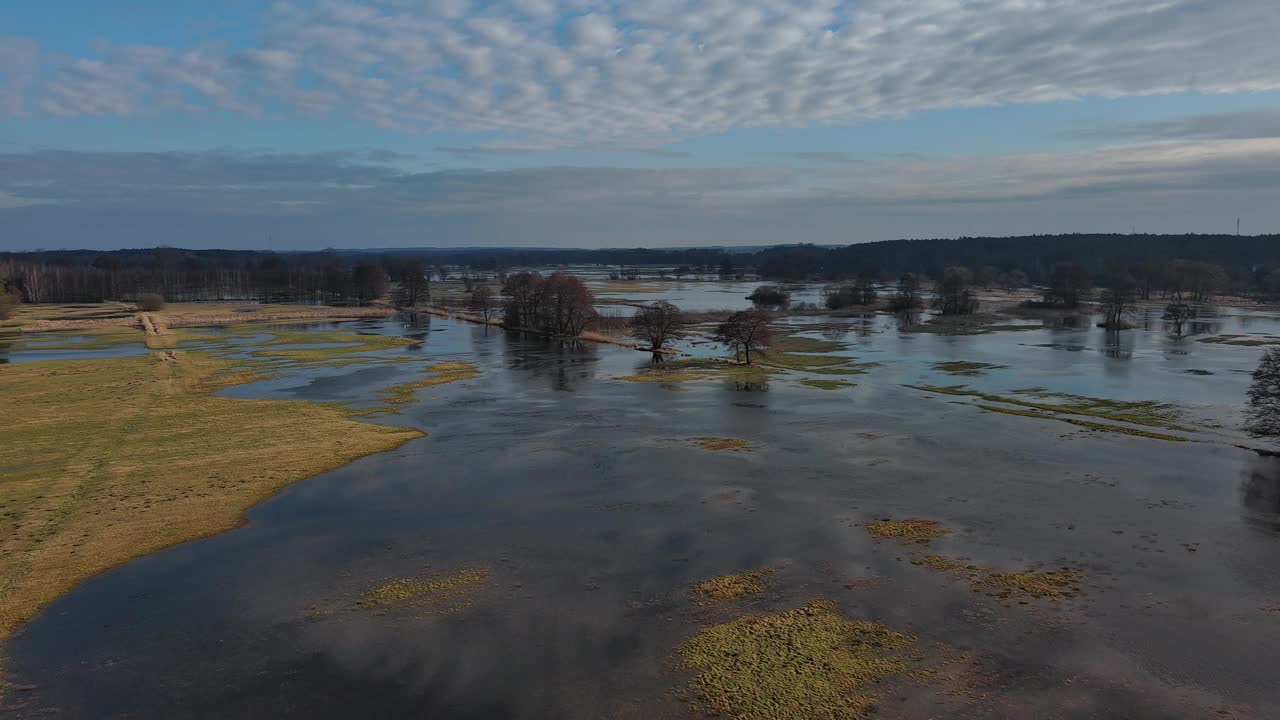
top-left (3, 300), bottom-right (1280, 719)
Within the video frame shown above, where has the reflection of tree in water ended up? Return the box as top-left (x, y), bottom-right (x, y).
top-left (398, 310), bottom-right (433, 331)
top-left (727, 381), bottom-right (769, 393)
top-left (1102, 329), bottom-right (1134, 360)
top-left (503, 334), bottom-right (599, 392)
top-left (1240, 453), bottom-right (1280, 532)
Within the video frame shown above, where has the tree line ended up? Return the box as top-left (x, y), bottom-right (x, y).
top-left (6, 233), bottom-right (1280, 305)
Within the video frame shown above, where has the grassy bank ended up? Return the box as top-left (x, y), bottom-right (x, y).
top-left (0, 350), bottom-right (424, 677)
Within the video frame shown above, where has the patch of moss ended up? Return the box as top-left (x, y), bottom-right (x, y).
top-left (799, 378), bottom-right (856, 390)
top-left (678, 600), bottom-right (916, 720)
top-left (902, 551), bottom-right (1085, 602)
top-left (971, 568), bottom-right (1083, 600)
top-left (910, 554), bottom-right (970, 572)
top-left (356, 567), bottom-right (490, 610)
top-left (694, 437), bottom-right (755, 452)
top-left (932, 361), bottom-right (1007, 375)
top-left (691, 568), bottom-right (775, 604)
top-left (866, 518), bottom-right (950, 545)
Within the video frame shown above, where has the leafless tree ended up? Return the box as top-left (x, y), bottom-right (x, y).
top-left (1248, 348), bottom-right (1280, 436)
top-left (889, 273), bottom-right (921, 312)
top-left (469, 284), bottom-right (496, 322)
top-left (1163, 301), bottom-right (1192, 336)
top-left (715, 308), bottom-right (772, 364)
top-left (630, 301), bottom-right (687, 351)
top-left (1099, 272), bottom-right (1137, 329)
top-left (934, 266), bottom-right (978, 315)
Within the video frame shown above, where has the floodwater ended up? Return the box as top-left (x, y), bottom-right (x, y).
top-left (4, 303), bottom-right (1280, 719)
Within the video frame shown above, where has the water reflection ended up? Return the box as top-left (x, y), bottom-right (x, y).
top-left (1240, 453), bottom-right (1280, 533)
top-left (1102, 329), bottom-right (1134, 360)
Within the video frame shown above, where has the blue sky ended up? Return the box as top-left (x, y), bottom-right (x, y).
top-left (3, 0), bottom-right (1280, 249)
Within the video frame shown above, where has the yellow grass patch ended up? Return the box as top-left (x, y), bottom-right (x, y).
top-left (678, 600), bottom-right (917, 720)
top-left (0, 351), bottom-right (423, 663)
top-left (972, 568), bottom-right (1084, 600)
top-left (377, 361), bottom-right (480, 406)
top-left (691, 568), bottom-right (774, 604)
top-left (356, 568), bottom-right (490, 611)
top-left (905, 552), bottom-right (1085, 602)
top-left (693, 437), bottom-right (754, 452)
top-left (865, 518), bottom-right (950, 545)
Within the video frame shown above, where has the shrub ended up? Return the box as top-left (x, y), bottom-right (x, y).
top-left (0, 289), bottom-right (20, 320)
top-left (136, 293), bottom-right (166, 311)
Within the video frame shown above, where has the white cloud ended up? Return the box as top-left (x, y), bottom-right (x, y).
top-left (3, 137), bottom-right (1279, 246)
top-left (1, 1), bottom-right (1278, 144)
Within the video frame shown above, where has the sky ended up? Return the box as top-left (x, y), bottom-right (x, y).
top-left (2, 0), bottom-right (1280, 250)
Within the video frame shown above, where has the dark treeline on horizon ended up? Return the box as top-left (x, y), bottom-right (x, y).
top-left (4, 233), bottom-right (1280, 305)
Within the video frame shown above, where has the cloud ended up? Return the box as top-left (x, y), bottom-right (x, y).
top-left (793, 151), bottom-right (857, 164)
top-left (3, 1), bottom-right (1279, 144)
top-left (3, 137), bottom-right (1280, 248)
top-left (1084, 108), bottom-right (1280, 141)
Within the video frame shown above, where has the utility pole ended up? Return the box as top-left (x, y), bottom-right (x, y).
top-left (1237, 218), bottom-right (1241, 236)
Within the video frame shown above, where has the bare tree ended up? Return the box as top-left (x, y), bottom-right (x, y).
top-left (1163, 301), bottom-right (1192, 336)
top-left (1248, 348), bottom-right (1280, 436)
top-left (468, 284), bottom-right (496, 322)
top-left (630, 301), bottom-right (687, 351)
top-left (934, 266), bottom-right (978, 315)
top-left (1098, 272), bottom-right (1136, 329)
top-left (889, 273), bottom-right (921, 312)
top-left (544, 272), bottom-right (598, 336)
top-left (715, 308), bottom-right (772, 364)
top-left (1045, 263), bottom-right (1090, 307)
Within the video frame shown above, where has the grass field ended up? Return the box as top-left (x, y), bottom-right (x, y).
top-left (0, 348), bottom-right (424, 678)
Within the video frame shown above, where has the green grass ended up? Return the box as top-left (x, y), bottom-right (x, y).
top-left (678, 600), bottom-right (918, 720)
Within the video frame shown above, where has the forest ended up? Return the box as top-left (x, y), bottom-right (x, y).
top-left (3, 233), bottom-right (1280, 305)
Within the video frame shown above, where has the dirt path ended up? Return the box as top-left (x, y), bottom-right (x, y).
top-left (137, 312), bottom-right (163, 336)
